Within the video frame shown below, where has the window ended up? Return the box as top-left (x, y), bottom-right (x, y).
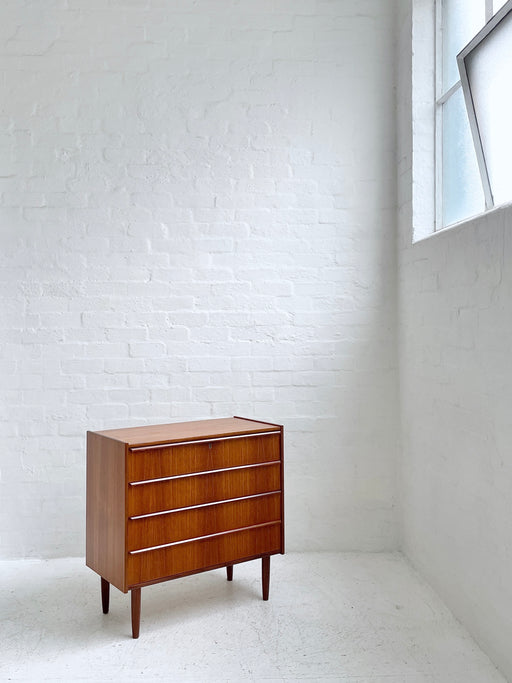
top-left (458, 2), bottom-right (512, 209)
top-left (436, 0), bottom-right (512, 228)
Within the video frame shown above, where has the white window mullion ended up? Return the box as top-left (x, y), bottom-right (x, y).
top-left (436, 80), bottom-right (461, 106)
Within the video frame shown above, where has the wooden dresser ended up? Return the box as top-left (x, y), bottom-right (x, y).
top-left (86, 416), bottom-right (284, 637)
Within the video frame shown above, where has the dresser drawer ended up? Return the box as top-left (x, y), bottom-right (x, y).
top-left (127, 462), bottom-right (281, 517)
top-left (127, 432), bottom-right (280, 483)
top-left (126, 523), bottom-right (282, 587)
top-left (127, 492), bottom-right (281, 552)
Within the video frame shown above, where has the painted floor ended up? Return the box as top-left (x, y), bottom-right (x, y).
top-left (0, 552), bottom-right (505, 682)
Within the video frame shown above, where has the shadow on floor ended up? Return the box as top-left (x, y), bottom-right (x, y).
top-left (2, 558), bottom-right (265, 644)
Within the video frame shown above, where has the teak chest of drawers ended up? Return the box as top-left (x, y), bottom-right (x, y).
top-left (86, 416), bottom-right (284, 637)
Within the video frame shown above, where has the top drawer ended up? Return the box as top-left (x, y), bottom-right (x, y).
top-left (127, 432), bottom-right (280, 483)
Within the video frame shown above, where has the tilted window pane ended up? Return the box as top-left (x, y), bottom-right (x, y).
top-left (465, 8), bottom-right (512, 207)
top-left (442, 0), bottom-right (484, 91)
top-left (442, 88), bottom-right (485, 226)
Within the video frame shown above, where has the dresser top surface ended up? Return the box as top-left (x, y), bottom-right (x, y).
top-left (89, 416), bottom-right (281, 447)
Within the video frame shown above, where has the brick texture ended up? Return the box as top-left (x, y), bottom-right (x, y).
top-left (0, 0), bottom-right (398, 558)
top-left (398, 1), bottom-right (512, 678)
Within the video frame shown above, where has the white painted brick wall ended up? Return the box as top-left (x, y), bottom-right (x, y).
top-left (0, 0), bottom-right (398, 559)
top-left (398, 1), bottom-right (512, 678)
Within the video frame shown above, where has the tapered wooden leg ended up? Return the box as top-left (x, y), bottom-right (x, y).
top-left (131, 587), bottom-right (141, 639)
top-left (262, 555), bottom-right (270, 601)
top-left (101, 577), bottom-right (110, 614)
top-left (226, 565), bottom-right (233, 581)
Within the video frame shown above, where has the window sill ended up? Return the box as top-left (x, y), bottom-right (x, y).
top-left (412, 199), bottom-right (512, 245)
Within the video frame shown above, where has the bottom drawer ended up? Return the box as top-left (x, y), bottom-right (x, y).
top-left (126, 523), bottom-right (281, 587)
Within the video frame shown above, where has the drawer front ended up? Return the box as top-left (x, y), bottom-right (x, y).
top-left (127, 432), bottom-right (280, 483)
top-left (127, 462), bottom-right (281, 517)
top-left (126, 523), bottom-right (281, 587)
top-left (127, 492), bottom-right (281, 552)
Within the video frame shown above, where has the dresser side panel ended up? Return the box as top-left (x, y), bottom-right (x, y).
top-left (86, 432), bottom-right (126, 592)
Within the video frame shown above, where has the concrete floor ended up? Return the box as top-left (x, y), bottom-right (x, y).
top-left (0, 553), bottom-right (505, 682)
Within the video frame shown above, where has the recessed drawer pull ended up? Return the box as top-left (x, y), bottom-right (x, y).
top-left (127, 461), bottom-right (281, 517)
top-left (129, 490), bottom-right (280, 520)
top-left (127, 432), bottom-right (281, 483)
top-left (126, 492), bottom-right (282, 553)
top-left (129, 521), bottom-right (281, 554)
top-left (129, 430), bottom-right (280, 452)
top-left (129, 460), bottom-right (281, 486)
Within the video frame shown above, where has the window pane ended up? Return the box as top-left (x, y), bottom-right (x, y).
top-left (465, 7), bottom-right (512, 206)
top-left (442, 88), bottom-right (485, 226)
top-left (494, 0), bottom-right (508, 11)
top-left (442, 0), bottom-right (484, 91)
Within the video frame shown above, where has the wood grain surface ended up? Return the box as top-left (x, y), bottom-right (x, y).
top-left (127, 492), bottom-right (281, 551)
top-left (127, 432), bottom-right (280, 482)
top-left (127, 462), bottom-right (281, 517)
top-left (126, 523), bottom-right (281, 587)
top-left (96, 416), bottom-right (279, 448)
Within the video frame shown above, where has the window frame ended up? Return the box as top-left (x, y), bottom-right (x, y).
top-left (434, 0), bottom-right (504, 230)
top-left (411, 0), bottom-right (436, 243)
top-left (457, 0), bottom-right (512, 212)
